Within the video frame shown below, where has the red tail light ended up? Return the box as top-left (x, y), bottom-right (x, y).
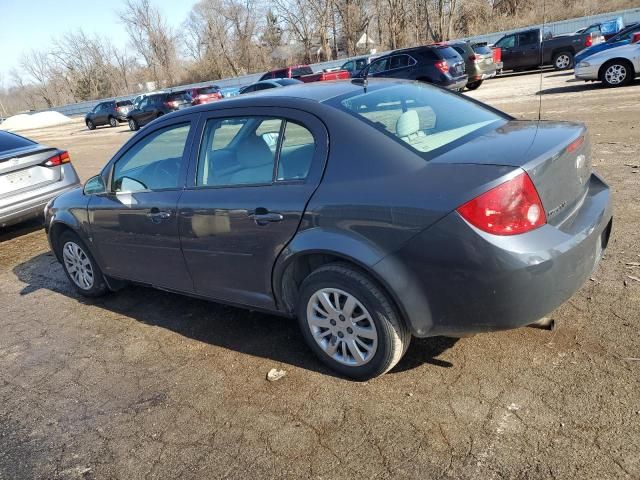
top-left (566, 136), bottom-right (584, 153)
top-left (584, 35), bottom-right (593, 47)
top-left (456, 172), bottom-right (546, 235)
top-left (435, 60), bottom-right (449, 74)
top-left (44, 151), bottom-right (70, 167)
top-left (469, 54), bottom-right (479, 63)
top-left (493, 47), bottom-right (502, 63)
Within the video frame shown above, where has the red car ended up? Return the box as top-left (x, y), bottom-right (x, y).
top-left (259, 65), bottom-right (350, 83)
top-left (189, 86), bottom-right (222, 105)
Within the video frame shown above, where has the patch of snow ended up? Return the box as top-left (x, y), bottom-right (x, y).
top-left (0, 111), bottom-right (73, 132)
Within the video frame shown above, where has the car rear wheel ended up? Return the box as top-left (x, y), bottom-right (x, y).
top-left (109, 116), bottom-right (117, 127)
top-left (58, 231), bottom-right (108, 297)
top-left (128, 118), bottom-right (139, 131)
top-left (466, 80), bottom-right (483, 90)
top-left (86, 120), bottom-right (95, 130)
top-left (600, 60), bottom-right (633, 87)
top-left (296, 263), bottom-right (410, 380)
top-left (553, 51), bottom-right (573, 70)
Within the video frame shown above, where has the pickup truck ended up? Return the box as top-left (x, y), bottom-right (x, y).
top-left (259, 65), bottom-right (351, 82)
top-left (493, 28), bottom-right (603, 71)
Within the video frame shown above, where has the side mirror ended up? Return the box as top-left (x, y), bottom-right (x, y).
top-left (632, 32), bottom-right (640, 44)
top-left (83, 174), bottom-right (106, 195)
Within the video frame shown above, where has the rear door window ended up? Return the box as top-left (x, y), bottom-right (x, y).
top-left (0, 131), bottom-right (35, 153)
top-left (518, 31), bottom-right (539, 46)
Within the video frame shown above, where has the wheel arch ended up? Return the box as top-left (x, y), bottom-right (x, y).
top-left (273, 230), bottom-right (415, 334)
top-left (598, 57), bottom-right (635, 79)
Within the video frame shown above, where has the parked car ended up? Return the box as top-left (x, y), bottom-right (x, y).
top-left (239, 78), bottom-right (303, 94)
top-left (340, 56), bottom-right (371, 76)
top-left (449, 41), bottom-right (497, 90)
top-left (1, 130), bottom-right (80, 227)
top-left (85, 100), bottom-right (133, 130)
top-left (354, 45), bottom-right (467, 91)
top-left (126, 91), bottom-right (192, 131)
top-left (493, 28), bottom-right (603, 71)
top-left (259, 65), bottom-right (351, 82)
top-left (575, 23), bottom-right (640, 66)
top-left (188, 85), bottom-right (222, 105)
top-left (576, 17), bottom-right (625, 41)
top-left (44, 79), bottom-right (612, 379)
top-left (575, 33), bottom-right (640, 87)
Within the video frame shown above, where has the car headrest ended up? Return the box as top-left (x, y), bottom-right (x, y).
top-left (237, 135), bottom-right (273, 167)
top-left (396, 110), bottom-right (420, 138)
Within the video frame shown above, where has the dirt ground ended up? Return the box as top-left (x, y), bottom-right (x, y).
top-left (1, 71), bottom-right (639, 480)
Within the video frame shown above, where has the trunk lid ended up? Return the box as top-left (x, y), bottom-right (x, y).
top-left (0, 144), bottom-right (61, 197)
top-left (434, 120), bottom-right (591, 226)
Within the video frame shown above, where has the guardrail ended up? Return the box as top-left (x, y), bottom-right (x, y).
top-left (37, 7), bottom-right (640, 118)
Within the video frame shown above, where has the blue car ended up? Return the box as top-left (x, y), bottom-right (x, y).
top-left (575, 22), bottom-right (640, 65)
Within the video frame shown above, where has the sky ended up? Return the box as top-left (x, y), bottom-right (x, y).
top-left (0, 0), bottom-right (198, 86)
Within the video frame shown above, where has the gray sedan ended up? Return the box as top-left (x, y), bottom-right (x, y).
top-left (44, 79), bottom-right (612, 379)
top-left (0, 130), bottom-right (80, 227)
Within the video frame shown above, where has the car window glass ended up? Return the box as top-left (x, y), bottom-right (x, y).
top-left (389, 55), bottom-right (410, 69)
top-left (277, 122), bottom-right (315, 181)
top-left (356, 59), bottom-right (367, 70)
top-left (334, 83), bottom-right (504, 157)
top-left (273, 70), bottom-right (287, 79)
top-left (343, 61), bottom-right (353, 71)
top-left (255, 83), bottom-right (273, 91)
top-left (518, 31), bottom-right (539, 46)
top-left (0, 131), bottom-right (35, 152)
top-left (585, 25), bottom-right (600, 34)
top-left (197, 117), bottom-right (280, 186)
top-left (452, 46), bottom-right (465, 56)
top-left (112, 123), bottom-right (190, 193)
top-left (496, 35), bottom-right (515, 48)
top-left (369, 58), bottom-right (388, 74)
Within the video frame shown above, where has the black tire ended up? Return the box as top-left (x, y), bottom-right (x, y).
top-left (156, 112), bottom-right (164, 118)
top-left (57, 231), bottom-right (108, 297)
top-left (599, 59), bottom-right (634, 87)
top-left (86, 120), bottom-right (95, 131)
top-left (296, 263), bottom-right (411, 380)
top-left (108, 116), bottom-right (117, 127)
top-left (466, 80), bottom-right (483, 90)
top-left (552, 51), bottom-right (573, 71)
top-left (128, 118), bottom-right (139, 131)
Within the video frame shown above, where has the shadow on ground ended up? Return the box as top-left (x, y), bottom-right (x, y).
top-left (0, 218), bottom-right (43, 243)
top-left (13, 252), bottom-right (458, 378)
top-left (536, 82), bottom-right (604, 95)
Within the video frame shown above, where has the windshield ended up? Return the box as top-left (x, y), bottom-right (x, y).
top-left (0, 131), bottom-right (35, 153)
top-left (291, 66), bottom-right (313, 77)
top-left (327, 83), bottom-right (506, 157)
top-left (199, 86), bottom-right (220, 94)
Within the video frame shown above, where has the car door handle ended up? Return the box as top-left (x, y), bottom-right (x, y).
top-left (147, 209), bottom-right (172, 222)
top-left (249, 210), bottom-right (284, 226)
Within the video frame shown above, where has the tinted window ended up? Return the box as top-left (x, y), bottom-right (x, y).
top-left (112, 123), bottom-right (190, 193)
top-left (437, 46), bottom-right (463, 60)
top-left (291, 66), bottom-right (313, 77)
top-left (389, 55), bottom-right (413, 69)
top-left (197, 117), bottom-right (281, 186)
top-left (116, 100), bottom-right (133, 107)
top-left (355, 59), bottom-right (368, 70)
top-left (330, 83), bottom-right (505, 157)
top-left (518, 31), bottom-right (539, 46)
top-left (275, 78), bottom-right (302, 86)
top-left (0, 131), bottom-right (35, 153)
top-left (167, 92), bottom-right (191, 102)
top-left (277, 121), bottom-right (315, 181)
top-left (496, 35), bottom-right (515, 48)
top-left (272, 69), bottom-right (288, 79)
top-left (199, 86), bottom-right (219, 94)
top-left (472, 45), bottom-right (493, 55)
top-left (369, 58), bottom-right (389, 74)
top-left (255, 83), bottom-right (275, 91)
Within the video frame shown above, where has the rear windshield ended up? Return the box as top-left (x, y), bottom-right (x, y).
top-left (199, 86), bottom-right (220, 94)
top-left (292, 66), bottom-right (313, 77)
top-left (116, 100), bottom-right (132, 107)
top-left (167, 92), bottom-right (191, 101)
top-left (436, 46), bottom-right (463, 60)
top-left (327, 83), bottom-right (506, 158)
top-left (275, 78), bottom-right (302, 86)
top-left (0, 131), bottom-right (35, 153)
top-left (473, 45), bottom-right (493, 55)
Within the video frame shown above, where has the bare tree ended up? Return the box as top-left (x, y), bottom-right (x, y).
top-left (120, 0), bottom-right (178, 86)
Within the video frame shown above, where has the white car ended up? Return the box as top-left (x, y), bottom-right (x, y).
top-left (575, 36), bottom-right (640, 87)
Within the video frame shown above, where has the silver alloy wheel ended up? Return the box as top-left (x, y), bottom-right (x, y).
top-left (555, 54), bottom-right (571, 69)
top-left (62, 241), bottom-right (94, 290)
top-left (605, 64), bottom-right (627, 85)
top-left (306, 288), bottom-right (378, 366)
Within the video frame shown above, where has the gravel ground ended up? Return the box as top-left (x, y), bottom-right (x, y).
top-left (1, 71), bottom-right (639, 479)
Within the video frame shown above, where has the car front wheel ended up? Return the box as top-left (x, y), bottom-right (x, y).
top-left (600, 60), bottom-right (633, 87)
top-left (128, 118), bottom-right (139, 131)
top-left (58, 231), bottom-right (108, 297)
top-left (86, 120), bottom-right (95, 130)
top-left (297, 263), bottom-right (410, 380)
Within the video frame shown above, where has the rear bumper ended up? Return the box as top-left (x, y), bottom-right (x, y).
top-left (0, 165), bottom-right (80, 228)
top-left (468, 65), bottom-right (497, 82)
top-left (374, 172), bottom-right (612, 337)
top-left (442, 76), bottom-right (469, 90)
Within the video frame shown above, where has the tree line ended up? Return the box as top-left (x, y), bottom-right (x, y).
top-left (0, 0), bottom-right (633, 115)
